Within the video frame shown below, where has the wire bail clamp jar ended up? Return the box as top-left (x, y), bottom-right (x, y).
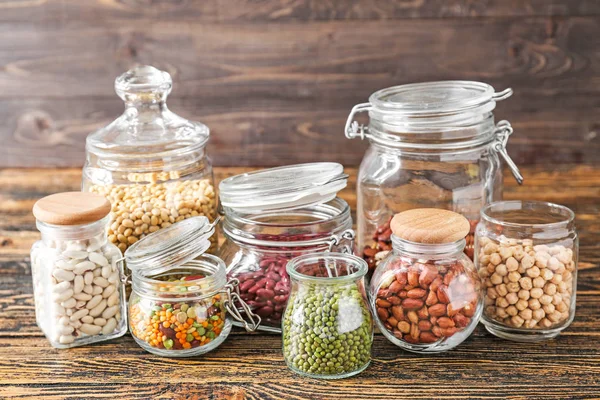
top-left (123, 215), bottom-right (260, 356)
top-left (218, 162), bottom-right (356, 332)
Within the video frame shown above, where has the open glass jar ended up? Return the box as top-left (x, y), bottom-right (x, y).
top-left (283, 253), bottom-right (373, 379)
top-left (345, 81), bottom-right (523, 276)
top-left (31, 192), bottom-right (127, 348)
top-left (83, 65), bottom-right (217, 254)
top-left (370, 209), bottom-right (483, 353)
top-left (218, 163), bottom-right (355, 332)
top-left (125, 216), bottom-right (260, 357)
top-left (475, 201), bottom-right (578, 342)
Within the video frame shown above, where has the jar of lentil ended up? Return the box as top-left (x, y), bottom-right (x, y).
top-left (125, 216), bottom-right (260, 356)
top-left (370, 209), bottom-right (483, 353)
top-left (283, 253), bottom-right (373, 379)
top-left (218, 163), bottom-right (355, 332)
top-left (30, 192), bottom-right (127, 348)
top-left (475, 201), bottom-right (578, 342)
top-left (345, 81), bottom-right (523, 276)
top-left (82, 65), bottom-right (217, 254)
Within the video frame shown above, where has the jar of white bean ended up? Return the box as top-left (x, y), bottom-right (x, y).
top-left (475, 201), bottom-right (578, 342)
top-left (31, 192), bottom-right (127, 348)
top-left (82, 65), bottom-right (218, 254)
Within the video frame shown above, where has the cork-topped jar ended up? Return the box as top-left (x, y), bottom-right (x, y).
top-left (369, 208), bottom-right (483, 352)
top-left (30, 192), bottom-right (127, 348)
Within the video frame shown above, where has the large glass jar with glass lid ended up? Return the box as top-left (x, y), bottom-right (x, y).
top-left (370, 209), bottom-right (483, 353)
top-left (82, 65), bottom-right (217, 254)
top-left (345, 81), bottom-right (523, 276)
top-left (218, 163), bottom-right (355, 332)
top-left (125, 216), bottom-right (260, 357)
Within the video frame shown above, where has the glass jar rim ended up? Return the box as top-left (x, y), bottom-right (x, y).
top-left (131, 255), bottom-right (227, 300)
top-left (391, 235), bottom-right (466, 256)
top-left (221, 198), bottom-right (352, 248)
top-left (286, 253), bottom-right (368, 283)
top-left (480, 201), bottom-right (575, 230)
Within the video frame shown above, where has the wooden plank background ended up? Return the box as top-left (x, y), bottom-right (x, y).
top-left (0, 0), bottom-right (598, 168)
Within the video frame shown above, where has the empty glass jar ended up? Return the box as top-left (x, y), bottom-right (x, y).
top-left (218, 163), bottom-right (355, 332)
top-left (475, 201), bottom-right (578, 342)
top-left (370, 209), bottom-right (483, 353)
top-left (82, 65), bottom-right (217, 254)
top-left (345, 81), bottom-right (523, 276)
top-left (283, 253), bottom-right (373, 379)
top-left (31, 192), bottom-right (127, 348)
top-left (126, 216), bottom-right (260, 357)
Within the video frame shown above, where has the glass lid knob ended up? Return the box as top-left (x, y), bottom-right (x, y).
top-left (115, 65), bottom-right (173, 101)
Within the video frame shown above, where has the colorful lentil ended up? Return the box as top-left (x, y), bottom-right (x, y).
top-left (129, 274), bottom-right (226, 351)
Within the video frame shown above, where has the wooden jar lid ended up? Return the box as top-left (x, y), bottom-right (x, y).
top-left (390, 208), bottom-right (470, 244)
top-left (33, 192), bottom-right (111, 226)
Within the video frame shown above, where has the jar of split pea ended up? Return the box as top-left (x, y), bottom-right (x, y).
top-left (125, 216), bottom-right (260, 357)
top-left (370, 209), bottom-right (483, 352)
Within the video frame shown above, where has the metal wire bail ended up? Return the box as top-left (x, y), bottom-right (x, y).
top-left (494, 120), bottom-right (524, 185)
top-left (223, 278), bottom-right (261, 332)
top-left (344, 103), bottom-right (372, 140)
top-left (326, 229), bottom-right (356, 254)
top-left (115, 257), bottom-right (132, 285)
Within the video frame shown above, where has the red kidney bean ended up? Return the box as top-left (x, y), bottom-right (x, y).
top-left (256, 288), bottom-right (275, 299)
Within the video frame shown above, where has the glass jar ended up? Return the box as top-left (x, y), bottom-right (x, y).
top-left (82, 65), bottom-right (217, 254)
top-left (283, 253), bottom-right (373, 379)
top-left (30, 192), bottom-right (127, 348)
top-left (475, 201), bottom-right (578, 342)
top-left (345, 81), bottom-right (523, 276)
top-left (218, 163), bottom-right (355, 332)
top-left (370, 209), bottom-right (483, 353)
top-left (125, 215), bottom-right (259, 357)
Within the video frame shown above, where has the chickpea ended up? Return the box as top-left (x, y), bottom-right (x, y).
top-left (506, 257), bottom-right (519, 272)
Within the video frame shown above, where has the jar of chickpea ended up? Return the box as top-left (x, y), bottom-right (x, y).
top-left (475, 201), bottom-right (578, 342)
top-left (82, 66), bottom-right (217, 254)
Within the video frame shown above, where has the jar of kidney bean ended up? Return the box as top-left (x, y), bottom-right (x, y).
top-left (369, 208), bottom-right (483, 352)
top-left (218, 163), bottom-right (355, 332)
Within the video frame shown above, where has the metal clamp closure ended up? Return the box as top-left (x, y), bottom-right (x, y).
top-left (345, 103), bottom-right (372, 140)
top-left (326, 229), bottom-right (356, 254)
top-left (223, 278), bottom-right (261, 332)
top-left (116, 257), bottom-right (132, 285)
top-left (494, 120), bottom-right (524, 185)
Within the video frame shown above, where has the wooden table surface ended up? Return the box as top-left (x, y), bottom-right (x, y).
top-left (1, 165), bottom-right (599, 399)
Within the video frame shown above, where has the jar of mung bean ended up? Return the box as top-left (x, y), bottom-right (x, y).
top-left (125, 215), bottom-right (260, 357)
top-left (31, 192), bottom-right (127, 348)
top-left (282, 253), bottom-right (373, 379)
top-left (82, 65), bottom-right (218, 254)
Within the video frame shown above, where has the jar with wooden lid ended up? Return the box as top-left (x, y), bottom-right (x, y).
top-left (345, 81), bottom-right (523, 276)
top-left (82, 65), bottom-right (217, 254)
top-left (369, 208), bottom-right (483, 352)
top-left (30, 192), bottom-right (127, 348)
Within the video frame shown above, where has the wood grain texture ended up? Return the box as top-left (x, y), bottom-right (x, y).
top-left (0, 165), bottom-right (599, 399)
top-left (0, 1), bottom-right (599, 167)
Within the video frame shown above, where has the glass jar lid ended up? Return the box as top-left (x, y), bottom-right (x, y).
top-left (85, 65), bottom-right (210, 183)
top-left (369, 81), bottom-right (509, 116)
top-left (124, 216), bottom-right (216, 275)
top-left (219, 163), bottom-right (348, 212)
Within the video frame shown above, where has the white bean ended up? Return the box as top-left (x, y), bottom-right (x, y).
top-left (73, 275), bottom-right (84, 294)
top-left (63, 250), bottom-right (88, 260)
top-left (70, 308), bottom-right (89, 321)
top-left (54, 289), bottom-right (73, 303)
top-left (93, 276), bottom-right (110, 288)
top-left (80, 324), bottom-right (102, 335)
top-left (84, 271), bottom-right (94, 285)
top-left (59, 335), bottom-right (75, 344)
top-left (102, 305), bottom-right (119, 319)
top-left (102, 318), bottom-right (117, 335)
top-left (52, 269), bottom-right (75, 282)
top-left (107, 292), bottom-right (119, 307)
top-left (73, 293), bottom-right (92, 301)
top-left (89, 300), bottom-right (107, 317)
top-left (86, 295), bottom-right (103, 310)
top-left (74, 261), bottom-right (96, 275)
top-left (81, 316), bottom-right (94, 324)
top-left (83, 285), bottom-right (94, 294)
top-left (93, 318), bottom-right (107, 326)
top-left (61, 298), bottom-right (76, 309)
top-left (92, 286), bottom-right (103, 295)
top-left (89, 252), bottom-right (108, 267)
top-left (102, 285), bottom-right (116, 299)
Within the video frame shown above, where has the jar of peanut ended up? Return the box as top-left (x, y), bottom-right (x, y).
top-left (475, 201), bottom-right (578, 342)
top-left (369, 208), bottom-right (483, 353)
top-left (82, 66), bottom-right (217, 254)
